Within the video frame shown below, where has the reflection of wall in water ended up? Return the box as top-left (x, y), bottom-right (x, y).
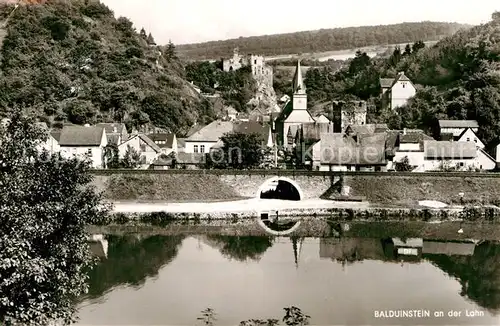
top-left (319, 238), bottom-right (386, 261)
top-left (88, 234), bottom-right (108, 259)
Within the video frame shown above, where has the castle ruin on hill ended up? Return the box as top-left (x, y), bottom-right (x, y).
top-left (222, 47), bottom-right (273, 87)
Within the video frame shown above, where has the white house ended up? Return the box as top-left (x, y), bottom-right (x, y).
top-left (476, 148), bottom-right (497, 171)
top-left (118, 134), bottom-right (161, 167)
top-left (455, 127), bottom-right (485, 149)
top-left (58, 125), bottom-right (107, 168)
top-left (393, 130), bottom-right (434, 169)
top-left (380, 72), bottom-right (416, 110)
top-left (438, 120), bottom-right (479, 139)
top-left (423, 141), bottom-right (478, 171)
top-left (184, 121), bottom-right (234, 153)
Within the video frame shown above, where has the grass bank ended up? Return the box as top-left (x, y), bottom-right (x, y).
top-left (93, 174), bottom-right (242, 201)
top-left (347, 176), bottom-right (500, 206)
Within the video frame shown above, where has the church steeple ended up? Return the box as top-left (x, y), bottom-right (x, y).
top-left (292, 60), bottom-right (306, 94)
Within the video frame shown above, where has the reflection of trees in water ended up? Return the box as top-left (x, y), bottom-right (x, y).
top-left (206, 236), bottom-right (274, 262)
top-left (426, 242), bottom-right (500, 313)
top-left (260, 180), bottom-right (300, 201)
top-left (84, 235), bottom-right (185, 299)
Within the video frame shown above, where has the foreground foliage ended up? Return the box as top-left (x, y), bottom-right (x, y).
top-left (197, 306), bottom-right (310, 326)
top-left (0, 112), bottom-right (110, 325)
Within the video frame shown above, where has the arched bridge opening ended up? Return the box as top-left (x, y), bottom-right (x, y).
top-left (256, 177), bottom-right (303, 201)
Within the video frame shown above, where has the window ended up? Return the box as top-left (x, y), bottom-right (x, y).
top-left (200, 145), bottom-right (205, 153)
top-left (402, 83), bottom-right (406, 88)
top-left (459, 162), bottom-right (464, 167)
top-left (474, 138), bottom-right (478, 143)
top-left (254, 60), bottom-right (257, 64)
top-left (466, 137), bottom-right (470, 142)
top-left (86, 149), bottom-right (92, 156)
top-left (193, 145), bottom-right (199, 153)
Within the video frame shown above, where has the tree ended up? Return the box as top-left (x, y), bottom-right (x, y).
top-left (394, 156), bottom-right (412, 171)
top-left (102, 143), bottom-right (120, 169)
top-left (121, 145), bottom-right (141, 168)
top-left (220, 132), bottom-right (265, 169)
top-left (166, 39), bottom-right (177, 61)
top-left (0, 112), bottom-right (110, 325)
top-left (403, 44), bottom-right (412, 56)
top-left (412, 40), bottom-right (425, 53)
top-left (139, 27), bottom-right (147, 40)
top-left (147, 32), bottom-right (156, 46)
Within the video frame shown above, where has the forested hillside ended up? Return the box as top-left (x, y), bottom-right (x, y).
top-left (303, 12), bottom-right (500, 149)
top-left (0, 0), bottom-right (216, 134)
top-left (177, 22), bottom-right (469, 60)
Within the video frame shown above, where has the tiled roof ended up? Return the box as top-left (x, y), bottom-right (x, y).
top-left (50, 131), bottom-right (61, 142)
top-left (107, 134), bottom-right (121, 145)
top-left (438, 120), bottom-right (479, 129)
top-left (424, 141), bottom-right (477, 159)
top-left (314, 114), bottom-right (331, 123)
top-left (147, 133), bottom-right (176, 148)
top-left (95, 123), bottom-right (126, 134)
top-left (59, 126), bottom-right (105, 146)
top-left (186, 121), bottom-right (234, 142)
top-left (186, 124), bottom-right (205, 137)
top-left (320, 133), bottom-right (386, 165)
top-left (301, 122), bottom-right (333, 143)
top-left (346, 124), bottom-right (388, 135)
top-left (400, 131), bottom-right (434, 143)
top-left (177, 138), bottom-right (186, 149)
top-left (121, 134), bottom-right (161, 152)
top-left (380, 78), bottom-right (394, 88)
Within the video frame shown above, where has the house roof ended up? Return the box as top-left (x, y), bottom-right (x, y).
top-left (95, 123), bottom-right (126, 135)
top-left (320, 133), bottom-right (387, 165)
top-left (50, 131), bottom-right (61, 142)
top-left (186, 121), bottom-right (234, 142)
top-left (233, 121), bottom-right (269, 140)
top-left (380, 78), bottom-right (394, 88)
top-left (346, 124), bottom-right (388, 135)
top-left (186, 124), bottom-right (205, 137)
top-left (292, 60), bottom-right (305, 94)
top-left (301, 122), bottom-right (333, 143)
top-left (147, 133), bottom-right (176, 148)
top-left (177, 138), bottom-right (186, 149)
top-left (107, 134), bottom-right (121, 145)
top-left (400, 131), bottom-right (434, 143)
top-left (120, 134), bottom-right (161, 153)
top-left (424, 141), bottom-right (477, 159)
top-left (314, 114), bottom-right (331, 123)
top-left (59, 126), bottom-right (105, 146)
top-left (438, 120), bottom-right (479, 129)
top-left (380, 72), bottom-right (413, 89)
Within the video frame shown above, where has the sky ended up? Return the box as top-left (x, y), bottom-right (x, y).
top-left (101, 0), bottom-right (500, 45)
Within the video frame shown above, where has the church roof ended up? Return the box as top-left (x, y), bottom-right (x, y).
top-left (292, 60), bottom-right (306, 94)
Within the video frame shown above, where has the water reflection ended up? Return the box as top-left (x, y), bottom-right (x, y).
top-left (81, 235), bottom-right (500, 324)
top-left (85, 235), bottom-right (184, 299)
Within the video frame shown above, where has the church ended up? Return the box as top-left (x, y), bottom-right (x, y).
top-left (274, 60), bottom-right (333, 150)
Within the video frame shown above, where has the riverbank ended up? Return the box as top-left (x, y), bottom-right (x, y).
top-left (92, 171), bottom-right (500, 207)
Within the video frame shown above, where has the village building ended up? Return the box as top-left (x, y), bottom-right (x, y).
top-left (332, 100), bottom-right (367, 132)
top-left (380, 71), bottom-right (416, 110)
top-left (58, 125), bottom-right (107, 168)
top-left (147, 132), bottom-right (178, 155)
top-left (184, 121), bottom-right (234, 154)
top-left (96, 123), bottom-right (128, 145)
top-left (274, 60), bottom-right (316, 149)
top-left (222, 47), bottom-right (273, 86)
top-left (118, 134), bottom-right (161, 168)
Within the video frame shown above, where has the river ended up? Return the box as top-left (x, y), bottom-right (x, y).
top-left (78, 235), bottom-right (500, 325)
